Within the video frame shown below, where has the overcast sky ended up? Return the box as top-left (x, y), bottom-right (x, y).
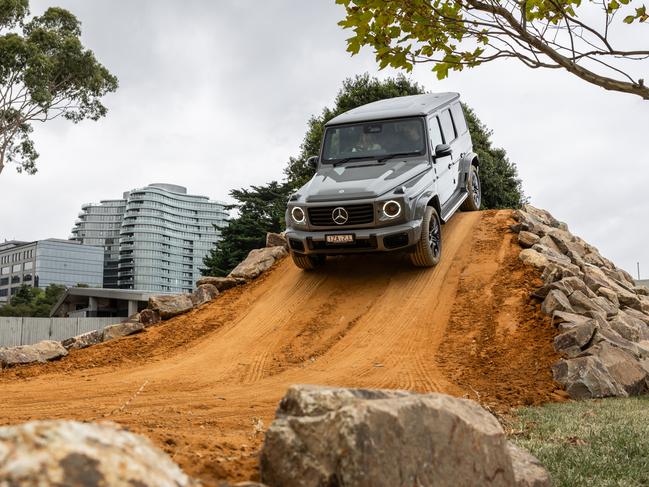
top-left (1, 1), bottom-right (648, 277)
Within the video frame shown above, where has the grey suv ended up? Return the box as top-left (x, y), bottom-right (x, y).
top-left (285, 92), bottom-right (481, 269)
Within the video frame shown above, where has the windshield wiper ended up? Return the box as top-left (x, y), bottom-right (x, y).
top-left (331, 156), bottom-right (374, 167)
top-left (377, 151), bottom-right (421, 163)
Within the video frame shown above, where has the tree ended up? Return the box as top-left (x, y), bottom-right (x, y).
top-left (0, 283), bottom-right (66, 316)
top-left (463, 104), bottom-right (525, 208)
top-left (202, 73), bottom-right (525, 276)
top-left (285, 73), bottom-right (425, 188)
top-left (201, 182), bottom-right (292, 276)
top-left (0, 0), bottom-right (118, 175)
top-left (336, 0), bottom-right (649, 100)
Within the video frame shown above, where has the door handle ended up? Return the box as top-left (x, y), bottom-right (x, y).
top-left (448, 163), bottom-right (452, 169)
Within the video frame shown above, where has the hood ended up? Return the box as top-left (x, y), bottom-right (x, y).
top-left (299, 159), bottom-right (429, 203)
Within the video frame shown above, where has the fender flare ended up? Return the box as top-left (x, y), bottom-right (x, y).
top-left (459, 152), bottom-right (479, 187)
top-left (414, 191), bottom-right (441, 222)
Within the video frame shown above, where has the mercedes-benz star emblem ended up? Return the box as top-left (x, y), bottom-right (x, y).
top-left (332, 207), bottom-right (348, 225)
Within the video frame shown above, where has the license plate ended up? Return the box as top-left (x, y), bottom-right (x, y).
top-left (326, 234), bottom-right (355, 244)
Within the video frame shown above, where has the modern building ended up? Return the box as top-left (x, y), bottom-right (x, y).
top-left (71, 198), bottom-right (126, 288)
top-left (0, 239), bottom-right (104, 303)
top-left (71, 183), bottom-right (228, 293)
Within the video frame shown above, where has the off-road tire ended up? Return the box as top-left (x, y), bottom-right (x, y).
top-left (410, 206), bottom-right (442, 267)
top-left (291, 252), bottom-right (325, 270)
top-left (461, 165), bottom-right (481, 211)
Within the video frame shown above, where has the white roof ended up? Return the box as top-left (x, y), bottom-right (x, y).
top-left (326, 93), bottom-right (460, 125)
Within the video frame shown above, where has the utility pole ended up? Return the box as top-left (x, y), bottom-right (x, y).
top-left (638, 262), bottom-right (641, 280)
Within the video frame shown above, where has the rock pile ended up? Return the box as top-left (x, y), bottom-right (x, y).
top-left (261, 385), bottom-right (550, 487)
top-left (0, 420), bottom-right (198, 486)
top-left (513, 205), bottom-right (649, 398)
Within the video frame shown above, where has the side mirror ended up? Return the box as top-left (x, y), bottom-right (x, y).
top-left (434, 144), bottom-right (452, 159)
top-left (307, 155), bottom-right (319, 170)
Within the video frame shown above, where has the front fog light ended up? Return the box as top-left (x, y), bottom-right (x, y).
top-left (291, 206), bottom-right (306, 224)
top-left (383, 200), bottom-right (401, 219)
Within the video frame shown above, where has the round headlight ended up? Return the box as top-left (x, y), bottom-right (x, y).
top-left (383, 200), bottom-right (401, 219)
top-left (291, 206), bottom-right (306, 224)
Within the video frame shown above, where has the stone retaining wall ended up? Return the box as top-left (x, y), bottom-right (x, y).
top-left (513, 205), bottom-right (649, 398)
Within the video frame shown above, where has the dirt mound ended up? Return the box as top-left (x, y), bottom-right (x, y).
top-left (0, 210), bottom-right (561, 485)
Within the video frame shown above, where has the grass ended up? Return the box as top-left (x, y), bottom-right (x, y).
top-left (507, 397), bottom-right (649, 487)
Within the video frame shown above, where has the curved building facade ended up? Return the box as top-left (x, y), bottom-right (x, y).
top-left (71, 184), bottom-right (228, 293)
top-left (71, 198), bottom-right (126, 288)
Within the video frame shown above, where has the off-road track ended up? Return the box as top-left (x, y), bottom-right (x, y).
top-left (0, 210), bottom-right (564, 485)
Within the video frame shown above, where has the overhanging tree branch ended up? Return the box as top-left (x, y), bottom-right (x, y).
top-left (337, 0), bottom-right (649, 100)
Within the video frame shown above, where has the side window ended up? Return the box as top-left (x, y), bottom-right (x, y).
top-left (451, 103), bottom-right (468, 135)
top-left (439, 109), bottom-right (456, 143)
top-left (428, 116), bottom-right (444, 148)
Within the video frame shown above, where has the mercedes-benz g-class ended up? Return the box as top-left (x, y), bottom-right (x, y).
top-left (285, 92), bottom-right (480, 269)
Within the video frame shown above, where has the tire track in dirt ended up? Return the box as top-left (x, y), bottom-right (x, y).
top-left (0, 210), bottom-right (561, 485)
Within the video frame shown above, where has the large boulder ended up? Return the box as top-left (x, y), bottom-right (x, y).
top-left (148, 294), bottom-right (194, 320)
top-left (266, 232), bottom-right (288, 249)
top-left (0, 340), bottom-right (67, 368)
top-left (61, 329), bottom-right (104, 351)
top-left (597, 287), bottom-right (620, 307)
top-left (552, 311), bottom-right (593, 328)
top-left (522, 205), bottom-right (563, 229)
top-left (0, 420), bottom-right (197, 486)
top-left (609, 312), bottom-right (649, 342)
top-left (541, 289), bottom-right (574, 315)
top-left (229, 246), bottom-right (288, 281)
top-left (553, 320), bottom-right (596, 354)
top-left (568, 291), bottom-right (618, 318)
top-left (260, 385), bottom-right (550, 487)
top-left (191, 284), bottom-right (219, 306)
top-left (552, 356), bottom-right (627, 399)
top-left (517, 231), bottom-right (540, 249)
top-left (195, 276), bottom-right (240, 292)
top-left (139, 308), bottom-right (161, 327)
top-left (507, 444), bottom-right (552, 487)
top-left (519, 249), bottom-right (549, 270)
top-left (102, 322), bottom-right (144, 341)
top-left (550, 276), bottom-right (588, 297)
top-left (32, 340), bottom-right (68, 361)
top-left (531, 243), bottom-right (571, 264)
top-left (587, 342), bottom-right (649, 395)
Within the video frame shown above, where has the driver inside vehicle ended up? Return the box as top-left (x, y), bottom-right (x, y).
top-left (352, 131), bottom-right (382, 152)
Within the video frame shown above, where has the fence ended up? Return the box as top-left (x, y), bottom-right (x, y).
top-left (0, 317), bottom-right (120, 348)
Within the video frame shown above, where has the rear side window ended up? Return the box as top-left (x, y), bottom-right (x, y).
top-left (451, 103), bottom-right (468, 135)
top-left (428, 116), bottom-right (444, 148)
top-left (439, 109), bottom-right (456, 143)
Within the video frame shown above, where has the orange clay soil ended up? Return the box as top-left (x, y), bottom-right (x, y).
top-left (0, 210), bottom-right (564, 485)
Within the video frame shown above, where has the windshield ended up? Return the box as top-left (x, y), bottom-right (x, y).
top-left (321, 118), bottom-right (426, 163)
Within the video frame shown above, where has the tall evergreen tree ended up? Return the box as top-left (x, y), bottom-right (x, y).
top-left (462, 104), bottom-right (526, 209)
top-left (201, 182), bottom-right (291, 276)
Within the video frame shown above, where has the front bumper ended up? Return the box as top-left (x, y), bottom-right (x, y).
top-left (285, 219), bottom-right (423, 255)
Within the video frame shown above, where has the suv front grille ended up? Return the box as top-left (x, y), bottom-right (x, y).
top-left (308, 204), bottom-right (374, 227)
